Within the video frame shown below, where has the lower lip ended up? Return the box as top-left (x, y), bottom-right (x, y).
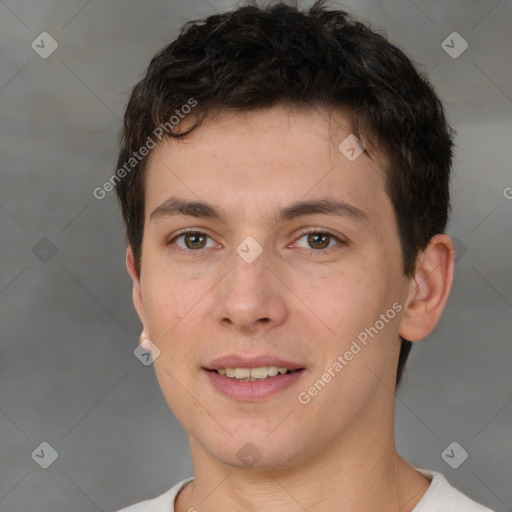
top-left (204, 369), bottom-right (305, 401)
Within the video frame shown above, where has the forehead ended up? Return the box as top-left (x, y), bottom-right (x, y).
top-left (143, 106), bottom-right (390, 226)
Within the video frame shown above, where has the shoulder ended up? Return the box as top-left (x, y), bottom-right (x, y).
top-left (414, 469), bottom-right (498, 512)
top-left (113, 477), bottom-right (193, 512)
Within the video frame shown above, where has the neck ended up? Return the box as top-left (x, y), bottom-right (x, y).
top-left (176, 420), bottom-right (430, 512)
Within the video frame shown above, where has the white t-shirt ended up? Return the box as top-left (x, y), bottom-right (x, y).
top-left (114, 468), bottom-right (497, 512)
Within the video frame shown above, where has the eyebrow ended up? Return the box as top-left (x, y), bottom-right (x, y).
top-left (150, 197), bottom-right (371, 225)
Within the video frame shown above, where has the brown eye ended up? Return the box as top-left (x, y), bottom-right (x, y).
top-left (307, 232), bottom-right (331, 249)
top-left (169, 230), bottom-right (217, 253)
top-left (183, 233), bottom-right (207, 249)
top-left (293, 230), bottom-right (342, 253)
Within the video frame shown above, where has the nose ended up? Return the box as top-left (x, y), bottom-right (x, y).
top-left (213, 247), bottom-right (289, 334)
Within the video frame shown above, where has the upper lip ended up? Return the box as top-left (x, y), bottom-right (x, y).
top-left (204, 355), bottom-right (304, 371)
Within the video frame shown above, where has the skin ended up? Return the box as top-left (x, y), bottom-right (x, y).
top-left (126, 105), bottom-right (455, 512)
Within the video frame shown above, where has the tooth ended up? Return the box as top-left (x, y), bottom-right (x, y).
top-left (267, 366), bottom-right (279, 376)
top-left (235, 368), bottom-right (251, 378)
top-left (218, 366), bottom-right (292, 379)
top-left (250, 367), bottom-right (269, 379)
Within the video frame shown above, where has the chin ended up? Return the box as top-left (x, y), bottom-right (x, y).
top-left (201, 429), bottom-right (305, 470)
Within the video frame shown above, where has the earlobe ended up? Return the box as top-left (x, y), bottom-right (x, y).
top-left (399, 234), bottom-right (455, 342)
top-left (139, 331), bottom-right (152, 350)
top-left (126, 246), bottom-right (146, 328)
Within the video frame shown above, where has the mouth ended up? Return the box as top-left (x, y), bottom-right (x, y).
top-left (203, 356), bottom-right (306, 400)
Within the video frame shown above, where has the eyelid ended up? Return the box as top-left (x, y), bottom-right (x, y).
top-left (295, 227), bottom-right (343, 238)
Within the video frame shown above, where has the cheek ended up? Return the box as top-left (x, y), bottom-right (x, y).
top-left (302, 260), bottom-right (401, 382)
top-left (307, 262), bottom-right (388, 336)
top-left (139, 260), bottom-right (214, 374)
top-left (139, 262), bottom-right (192, 345)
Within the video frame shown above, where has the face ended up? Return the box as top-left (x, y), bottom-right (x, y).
top-left (130, 106), bottom-right (413, 469)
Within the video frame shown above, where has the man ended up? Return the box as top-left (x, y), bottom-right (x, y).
top-left (113, 1), bottom-right (497, 510)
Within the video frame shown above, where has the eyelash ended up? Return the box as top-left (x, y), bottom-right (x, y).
top-left (167, 228), bottom-right (344, 256)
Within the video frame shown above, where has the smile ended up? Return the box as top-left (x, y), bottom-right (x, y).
top-left (216, 366), bottom-right (293, 380)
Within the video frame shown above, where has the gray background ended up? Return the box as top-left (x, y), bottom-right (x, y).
top-left (0, 0), bottom-right (511, 511)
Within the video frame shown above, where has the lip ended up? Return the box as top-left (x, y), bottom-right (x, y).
top-left (203, 354), bottom-right (306, 401)
top-left (204, 355), bottom-right (304, 371)
top-left (204, 368), bottom-right (306, 401)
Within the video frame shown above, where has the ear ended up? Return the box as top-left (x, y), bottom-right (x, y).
top-left (126, 246), bottom-right (148, 340)
top-left (399, 234), bottom-right (455, 342)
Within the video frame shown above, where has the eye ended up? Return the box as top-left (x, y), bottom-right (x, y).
top-left (294, 230), bottom-right (342, 252)
top-left (170, 231), bottom-right (217, 250)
